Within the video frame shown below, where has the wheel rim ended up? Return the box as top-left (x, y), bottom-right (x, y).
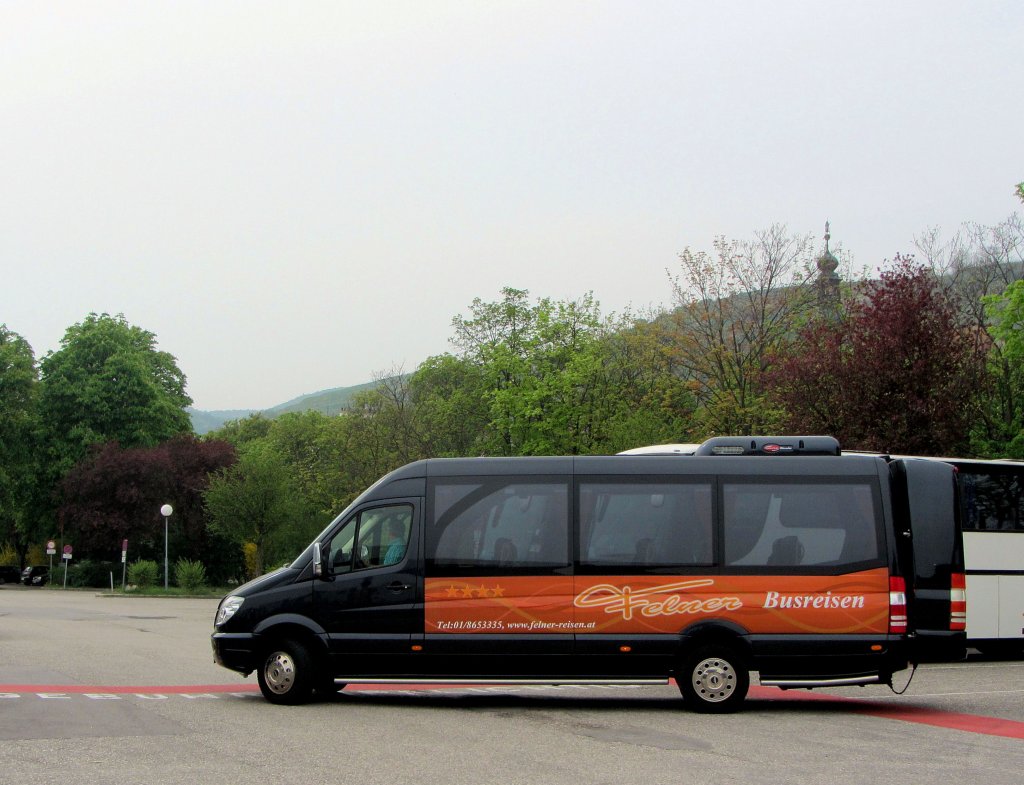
top-left (691, 656), bottom-right (737, 703)
top-left (264, 651), bottom-right (297, 695)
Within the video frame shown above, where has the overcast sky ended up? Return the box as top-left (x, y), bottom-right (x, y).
top-left (2, 1), bottom-right (1021, 411)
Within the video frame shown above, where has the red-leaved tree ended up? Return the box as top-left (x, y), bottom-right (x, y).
top-left (57, 435), bottom-right (237, 575)
top-left (768, 256), bottom-right (988, 455)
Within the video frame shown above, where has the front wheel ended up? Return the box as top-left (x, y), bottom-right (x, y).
top-left (257, 640), bottom-right (317, 705)
top-left (678, 644), bottom-right (749, 713)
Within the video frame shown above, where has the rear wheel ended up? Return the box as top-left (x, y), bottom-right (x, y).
top-left (257, 640), bottom-right (316, 705)
top-left (678, 644), bottom-right (749, 713)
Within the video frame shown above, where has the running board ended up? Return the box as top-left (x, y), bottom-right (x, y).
top-left (759, 674), bottom-right (883, 689)
top-left (332, 678), bottom-right (670, 687)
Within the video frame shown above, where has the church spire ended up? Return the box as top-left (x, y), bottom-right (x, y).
top-left (816, 220), bottom-right (841, 318)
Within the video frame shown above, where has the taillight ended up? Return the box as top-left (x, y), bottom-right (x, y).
top-left (889, 576), bottom-right (908, 634)
top-left (950, 572), bottom-right (967, 631)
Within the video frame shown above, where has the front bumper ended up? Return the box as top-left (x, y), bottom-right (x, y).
top-left (212, 632), bottom-right (259, 675)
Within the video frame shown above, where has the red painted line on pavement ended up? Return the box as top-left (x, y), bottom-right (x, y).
top-left (0, 684), bottom-right (259, 694)
top-left (855, 703), bottom-right (1024, 739)
top-left (3, 682), bottom-right (1023, 739)
top-left (747, 685), bottom-right (1024, 740)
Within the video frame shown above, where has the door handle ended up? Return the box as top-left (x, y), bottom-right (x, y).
top-left (387, 581), bottom-right (411, 593)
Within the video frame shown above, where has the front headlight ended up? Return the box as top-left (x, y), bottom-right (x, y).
top-left (215, 595), bottom-right (244, 627)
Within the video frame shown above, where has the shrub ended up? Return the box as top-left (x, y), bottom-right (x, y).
top-left (127, 559), bottom-right (159, 589)
top-left (0, 543), bottom-right (18, 567)
top-left (67, 559), bottom-right (117, 588)
top-left (26, 543), bottom-right (46, 565)
top-left (243, 542), bottom-right (260, 580)
top-left (175, 559), bottom-right (207, 593)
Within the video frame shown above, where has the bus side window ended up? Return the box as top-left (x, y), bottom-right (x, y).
top-left (429, 481), bottom-right (569, 572)
top-left (960, 471), bottom-right (1024, 531)
top-left (580, 482), bottom-right (713, 569)
top-left (723, 487), bottom-right (772, 566)
top-left (325, 504), bottom-right (413, 574)
top-left (724, 482), bottom-right (881, 569)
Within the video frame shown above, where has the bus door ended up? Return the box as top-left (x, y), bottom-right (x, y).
top-left (892, 459), bottom-right (967, 662)
top-left (313, 500), bottom-right (422, 671)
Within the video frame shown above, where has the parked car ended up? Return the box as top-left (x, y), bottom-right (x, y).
top-left (21, 566), bottom-right (49, 586)
top-left (0, 565), bottom-right (22, 584)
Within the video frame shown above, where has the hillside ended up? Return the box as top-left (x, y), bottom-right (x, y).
top-left (262, 380), bottom-right (379, 418)
top-left (188, 381), bottom-right (380, 434)
top-left (187, 408), bottom-right (258, 435)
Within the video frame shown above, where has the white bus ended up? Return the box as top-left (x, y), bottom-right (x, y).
top-left (946, 458), bottom-right (1024, 656)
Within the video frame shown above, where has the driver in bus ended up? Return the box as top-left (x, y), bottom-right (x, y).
top-left (383, 518), bottom-right (407, 565)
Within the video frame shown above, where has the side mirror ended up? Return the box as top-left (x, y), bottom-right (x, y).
top-left (313, 542), bottom-right (324, 579)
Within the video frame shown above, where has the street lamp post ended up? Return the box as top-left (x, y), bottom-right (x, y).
top-left (161, 504), bottom-right (173, 590)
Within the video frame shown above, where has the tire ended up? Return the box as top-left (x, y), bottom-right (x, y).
top-left (257, 640), bottom-right (317, 705)
top-left (678, 644), bottom-right (750, 713)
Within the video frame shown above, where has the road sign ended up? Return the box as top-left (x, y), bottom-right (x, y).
top-left (47, 540), bottom-right (56, 555)
top-left (62, 545), bottom-right (72, 589)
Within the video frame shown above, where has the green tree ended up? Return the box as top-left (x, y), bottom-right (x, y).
top-left (449, 289), bottom-right (623, 455)
top-left (408, 354), bottom-right (490, 456)
top-left (915, 212), bottom-right (1023, 453)
top-left (211, 412), bottom-right (274, 448)
top-left (445, 288), bottom-right (692, 455)
top-left (340, 378), bottom-right (421, 494)
top-left (0, 325), bottom-right (40, 561)
top-left (982, 279), bottom-right (1024, 457)
top-left (596, 318), bottom-right (699, 451)
top-left (667, 225), bottom-right (818, 434)
top-left (39, 313), bottom-right (192, 476)
top-left (449, 287), bottom-right (538, 454)
top-left (206, 410), bottom-right (360, 528)
top-left (204, 440), bottom-right (313, 575)
top-left (261, 410), bottom-right (353, 517)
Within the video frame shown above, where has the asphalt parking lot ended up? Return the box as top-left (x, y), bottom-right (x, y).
top-left (1, 585), bottom-right (1022, 785)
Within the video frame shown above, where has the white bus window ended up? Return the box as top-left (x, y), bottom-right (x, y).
top-left (960, 471), bottom-right (1024, 531)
